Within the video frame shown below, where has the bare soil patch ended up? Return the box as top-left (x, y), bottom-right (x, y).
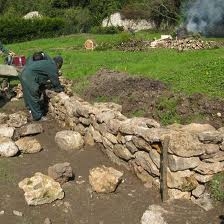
top-left (81, 69), bottom-right (224, 129)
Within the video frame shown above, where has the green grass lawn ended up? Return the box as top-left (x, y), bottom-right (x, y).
top-left (4, 32), bottom-right (224, 98)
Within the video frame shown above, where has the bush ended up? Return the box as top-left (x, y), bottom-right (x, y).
top-left (62, 8), bottom-right (92, 34)
top-left (91, 26), bottom-right (124, 34)
top-left (121, 3), bottom-right (151, 20)
top-left (0, 16), bottom-right (65, 43)
top-left (209, 172), bottom-right (224, 201)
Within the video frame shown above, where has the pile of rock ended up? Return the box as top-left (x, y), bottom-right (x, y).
top-left (0, 111), bottom-right (43, 157)
top-left (0, 108), bottom-right (126, 209)
top-left (47, 91), bottom-right (224, 203)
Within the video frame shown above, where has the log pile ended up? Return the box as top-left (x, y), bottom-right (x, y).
top-left (153, 38), bottom-right (219, 51)
top-left (117, 37), bottom-right (222, 52)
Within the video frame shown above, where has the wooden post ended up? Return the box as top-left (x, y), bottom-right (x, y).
top-left (161, 136), bottom-right (170, 202)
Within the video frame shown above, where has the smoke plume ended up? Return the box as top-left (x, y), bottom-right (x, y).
top-left (185, 0), bottom-right (224, 37)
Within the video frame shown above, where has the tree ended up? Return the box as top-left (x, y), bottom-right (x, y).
top-left (88, 0), bottom-right (128, 25)
top-left (122, 0), bottom-right (183, 29)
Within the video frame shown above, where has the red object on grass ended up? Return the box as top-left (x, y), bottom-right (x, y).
top-left (12, 55), bottom-right (26, 67)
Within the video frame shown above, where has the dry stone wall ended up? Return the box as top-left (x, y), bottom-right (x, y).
top-left (48, 92), bottom-right (224, 201)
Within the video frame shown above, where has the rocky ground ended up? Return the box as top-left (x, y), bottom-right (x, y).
top-left (0, 69), bottom-right (224, 224)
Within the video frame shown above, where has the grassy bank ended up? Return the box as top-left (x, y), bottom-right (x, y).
top-left (6, 32), bottom-right (224, 98)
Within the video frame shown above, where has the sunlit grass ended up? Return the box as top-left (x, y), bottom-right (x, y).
top-left (3, 32), bottom-right (224, 98)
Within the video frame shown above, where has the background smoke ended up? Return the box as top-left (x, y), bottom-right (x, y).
top-left (185, 0), bottom-right (224, 37)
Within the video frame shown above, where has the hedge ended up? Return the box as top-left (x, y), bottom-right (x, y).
top-left (0, 17), bottom-right (65, 43)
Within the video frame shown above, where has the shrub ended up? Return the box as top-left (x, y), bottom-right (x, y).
top-left (62, 7), bottom-right (92, 34)
top-left (209, 172), bottom-right (224, 201)
top-left (0, 16), bottom-right (65, 43)
top-left (91, 26), bottom-right (123, 34)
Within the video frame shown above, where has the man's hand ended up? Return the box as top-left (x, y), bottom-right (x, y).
top-left (45, 89), bottom-right (57, 98)
top-left (53, 85), bottom-right (64, 93)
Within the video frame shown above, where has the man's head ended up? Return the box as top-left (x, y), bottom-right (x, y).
top-left (53, 55), bottom-right (63, 69)
top-left (33, 51), bottom-right (46, 61)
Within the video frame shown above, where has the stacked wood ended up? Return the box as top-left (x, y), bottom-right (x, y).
top-left (117, 38), bottom-right (222, 52)
top-left (158, 38), bottom-right (219, 51)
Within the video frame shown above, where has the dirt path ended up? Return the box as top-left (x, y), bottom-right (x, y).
top-left (0, 115), bottom-right (223, 224)
top-left (0, 110), bottom-right (161, 224)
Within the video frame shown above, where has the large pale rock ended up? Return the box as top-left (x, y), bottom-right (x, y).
top-left (194, 173), bottom-right (213, 183)
top-left (18, 172), bottom-right (64, 205)
top-left (0, 65), bottom-right (18, 77)
top-left (75, 123), bottom-right (86, 135)
top-left (167, 169), bottom-right (198, 191)
top-left (7, 112), bottom-right (27, 128)
top-left (55, 130), bottom-right (84, 151)
top-left (79, 117), bottom-right (91, 126)
top-left (168, 123), bottom-right (215, 133)
top-left (132, 136), bottom-right (152, 151)
top-left (0, 113), bottom-right (8, 124)
top-left (107, 119), bottom-right (122, 134)
top-left (48, 162), bottom-right (73, 185)
top-left (96, 110), bottom-right (116, 123)
top-left (76, 104), bottom-right (92, 118)
top-left (15, 137), bottom-right (42, 154)
top-left (204, 144), bottom-right (220, 155)
top-left (203, 151), bottom-right (224, 163)
top-left (0, 136), bottom-right (18, 157)
top-left (64, 98), bottom-right (79, 117)
top-left (94, 102), bottom-right (122, 112)
top-left (125, 141), bottom-right (138, 154)
top-left (218, 126), bottom-right (224, 134)
top-left (18, 123), bottom-right (43, 137)
top-left (113, 144), bottom-right (133, 161)
top-left (120, 118), bottom-right (160, 135)
top-left (89, 166), bottom-right (123, 193)
top-left (192, 185), bottom-right (205, 198)
top-left (191, 193), bottom-right (213, 211)
top-left (0, 124), bottom-right (15, 138)
top-left (23, 11), bottom-right (42, 19)
top-left (168, 189), bottom-right (191, 200)
top-left (129, 160), bottom-right (157, 185)
top-left (102, 12), bottom-right (154, 31)
top-left (92, 129), bottom-right (102, 143)
top-left (84, 130), bottom-right (95, 146)
top-left (198, 131), bottom-right (223, 144)
top-left (134, 127), bottom-right (171, 143)
top-left (102, 136), bottom-right (114, 149)
top-left (100, 144), bottom-right (129, 169)
top-left (134, 151), bottom-right (160, 177)
top-left (102, 132), bottom-right (118, 144)
top-left (194, 161), bottom-right (224, 175)
top-left (168, 132), bottom-right (205, 157)
top-left (149, 148), bottom-right (160, 168)
top-left (141, 205), bottom-right (167, 224)
top-left (168, 155), bottom-right (200, 171)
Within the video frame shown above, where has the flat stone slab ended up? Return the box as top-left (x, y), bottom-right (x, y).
top-left (0, 65), bottom-right (18, 77)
